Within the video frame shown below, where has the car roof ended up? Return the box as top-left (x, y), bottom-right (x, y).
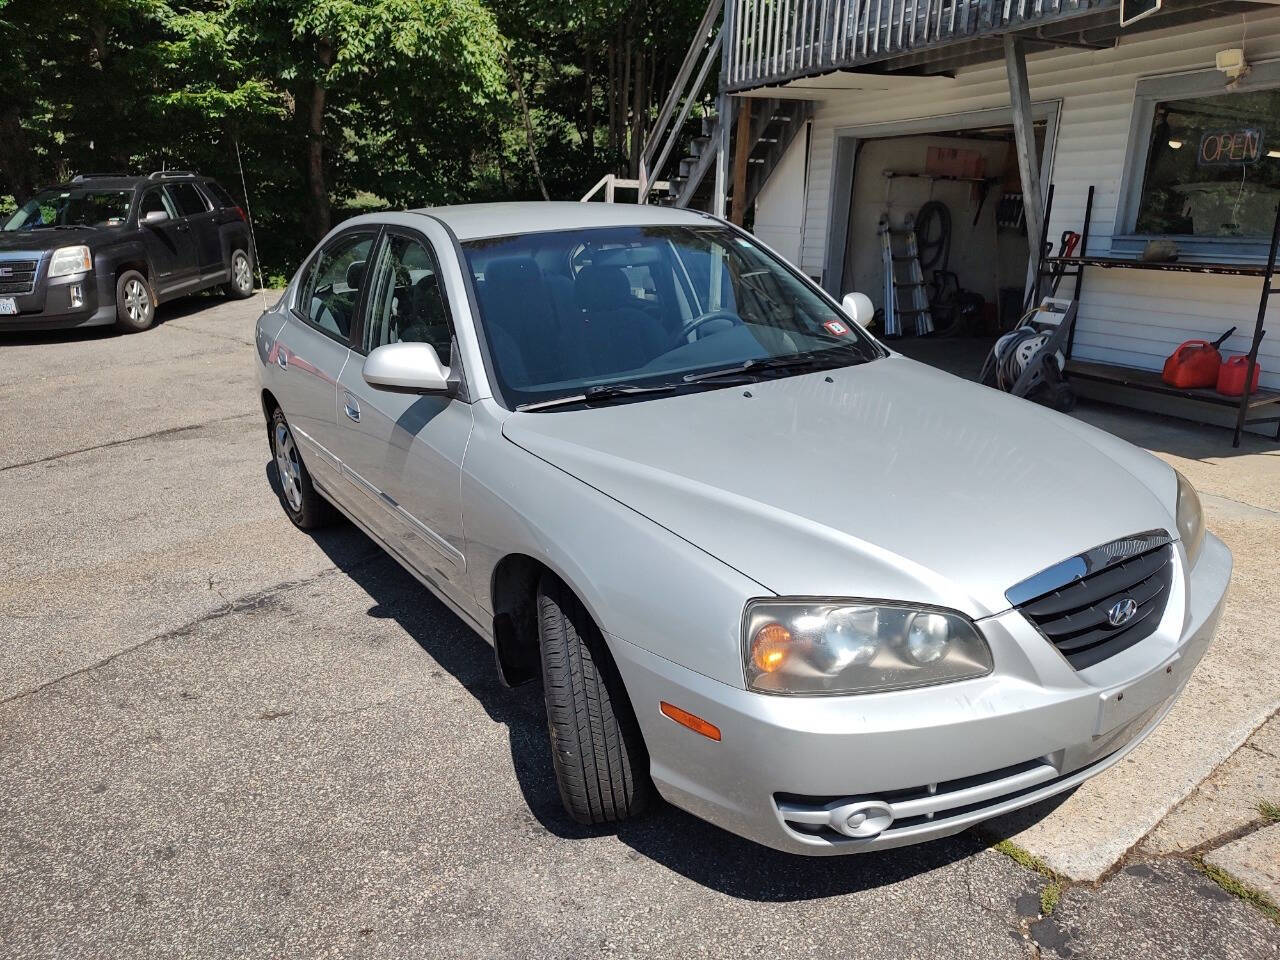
top-left (46, 174), bottom-right (221, 192)
top-left (413, 201), bottom-right (716, 241)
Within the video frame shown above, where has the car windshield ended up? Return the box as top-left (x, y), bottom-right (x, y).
top-left (3, 189), bottom-right (133, 231)
top-left (462, 224), bottom-right (881, 410)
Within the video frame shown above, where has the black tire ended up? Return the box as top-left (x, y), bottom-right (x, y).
top-left (227, 248), bottom-right (255, 299)
top-left (269, 408), bottom-right (335, 529)
top-left (537, 575), bottom-right (651, 824)
top-left (115, 270), bottom-right (155, 333)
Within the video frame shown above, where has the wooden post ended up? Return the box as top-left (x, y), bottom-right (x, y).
top-left (730, 99), bottom-right (753, 225)
top-left (713, 0), bottom-right (734, 219)
top-left (1004, 34), bottom-right (1044, 268)
top-left (714, 94), bottom-right (732, 218)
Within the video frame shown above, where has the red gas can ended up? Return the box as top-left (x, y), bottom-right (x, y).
top-left (1216, 355), bottom-right (1262, 396)
top-left (1162, 340), bottom-right (1223, 389)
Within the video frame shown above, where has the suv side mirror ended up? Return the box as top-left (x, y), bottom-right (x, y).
top-left (841, 292), bottom-right (874, 327)
top-left (362, 341), bottom-right (452, 395)
top-left (142, 210), bottom-right (170, 226)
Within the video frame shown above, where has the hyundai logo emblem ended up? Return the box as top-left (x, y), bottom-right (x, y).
top-left (1107, 597), bottom-right (1139, 627)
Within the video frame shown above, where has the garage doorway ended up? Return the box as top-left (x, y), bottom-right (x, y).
top-left (822, 103), bottom-right (1060, 378)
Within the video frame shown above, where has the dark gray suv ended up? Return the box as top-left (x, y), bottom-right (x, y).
top-left (0, 171), bottom-right (255, 333)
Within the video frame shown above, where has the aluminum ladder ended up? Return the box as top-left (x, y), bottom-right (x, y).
top-left (878, 214), bottom-right (934, 337)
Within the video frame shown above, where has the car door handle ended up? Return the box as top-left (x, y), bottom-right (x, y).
top-left (343, 394), bottom-right (361, 423)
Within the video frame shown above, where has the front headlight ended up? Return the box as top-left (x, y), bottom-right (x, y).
top-left (743, 600), bottom-right (993, 695)
top-left (1175, 470), bottom-right (1205, 566)
top-left (48, 245), bottom-right (92, 278)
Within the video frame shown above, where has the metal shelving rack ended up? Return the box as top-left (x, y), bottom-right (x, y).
top-left (1029, 185), bottom-right (1280, 448)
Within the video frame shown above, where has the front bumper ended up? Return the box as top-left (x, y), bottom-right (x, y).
top-left (0, 270), bottom-right (114, 332)
top-left (610, 533), bottom-right (1231, 855)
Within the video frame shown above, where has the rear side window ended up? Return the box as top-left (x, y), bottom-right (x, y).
top-left (166, 182), bottom-right (209, 217)
top-left (202, 181), bottom-right (237, 209)
top-left (298, 232), bottom-right (377, 341)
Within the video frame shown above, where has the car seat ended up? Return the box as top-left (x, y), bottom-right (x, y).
top-left (480, 256), bottom-right (569, 386)
top-left (573, 265), bottom-right (667, 377)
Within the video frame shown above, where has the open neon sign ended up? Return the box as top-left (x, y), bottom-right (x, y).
top-left (1198, 128), bottom-right (1265, 166)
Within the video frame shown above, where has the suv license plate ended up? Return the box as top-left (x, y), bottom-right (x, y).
top-left (0, 298), bottom-right (16, 315)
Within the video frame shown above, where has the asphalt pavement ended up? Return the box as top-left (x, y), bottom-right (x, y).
top-left (1, 295), bottom-right (1275, 958)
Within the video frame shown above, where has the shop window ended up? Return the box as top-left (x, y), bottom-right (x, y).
top-left (1118, 63), bottom-right (1280, 259)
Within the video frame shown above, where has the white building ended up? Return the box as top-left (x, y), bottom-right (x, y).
top-left (648, 0), bottom-right (1280, 441)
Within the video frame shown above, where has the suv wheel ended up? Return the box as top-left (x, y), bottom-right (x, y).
top-left (115, 270), bottom-right (155, 333)
top-left (228, 249), bottom-right (255, 299)
top-left (538, 575), bottom-right (652, 825)
top-left (270, 409), bottom-right (334, 529)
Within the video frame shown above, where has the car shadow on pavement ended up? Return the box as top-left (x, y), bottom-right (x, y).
top-left (0, 291), bottom-right (233, 345)
top-left (277, 463), bottom-right (1009, 903)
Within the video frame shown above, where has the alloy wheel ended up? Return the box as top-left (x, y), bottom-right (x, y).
top-left (274, 421), bottom-right (304, 512)
top-left (232, 252), bottom-right (253, 294)
top-left (124, 278), bottom-right (150, 324)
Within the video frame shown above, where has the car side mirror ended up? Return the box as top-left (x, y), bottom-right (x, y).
top-left (142, 210), bottom-right (170, 226)
top-left (841, 292), bottom-right (874, 327)
top-left (362, 341), bottom-right (452, 395)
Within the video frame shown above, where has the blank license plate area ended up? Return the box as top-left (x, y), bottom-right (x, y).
top-left (1096, 655), bottom-right (1181, 736)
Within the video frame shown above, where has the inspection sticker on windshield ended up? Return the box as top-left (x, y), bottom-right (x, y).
top-left (823, 319), bottom-right (850, 337)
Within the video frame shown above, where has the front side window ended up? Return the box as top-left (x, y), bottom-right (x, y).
top-left (364, 233), bottom-right (454, 364)
top-left (463, 224), bottom-right (881, 410)
top-left (2, 189), bottom-right (133, 231)
top-left (1134, 88), bottom-right (1280, 239)
top-left (138, 188), bottom-right (176, 220)
top-left (299, 232), bottom-right (376, 340)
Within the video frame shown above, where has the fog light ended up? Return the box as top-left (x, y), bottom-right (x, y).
top-left (69, 284), bottom-right (83, 308)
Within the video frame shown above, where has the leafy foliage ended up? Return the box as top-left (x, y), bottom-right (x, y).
top-left (0, 0), bottom-right (712, 275)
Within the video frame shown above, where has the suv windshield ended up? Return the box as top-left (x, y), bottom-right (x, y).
top-left (3, 188), bottom-right (133, 231)
top-left (463, 224), bottom-right (881, 410)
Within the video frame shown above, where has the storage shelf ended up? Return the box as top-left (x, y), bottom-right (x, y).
top-left (1046, 255), bottom-right (1272, 279)
top-left (1066, 360), bottom-right (1280, 412)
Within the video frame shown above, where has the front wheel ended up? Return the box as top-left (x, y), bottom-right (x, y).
top-left (269, 409), bottom-right (334, 529)
top-left (227, 249), bottom-right (255, 299)
top-left (115, 270), bottom-right (155, 333)
top-left (538, 575), bottom-right (651, 825)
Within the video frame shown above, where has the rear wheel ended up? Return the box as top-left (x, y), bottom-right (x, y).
top-left (114, 270), bottom-right (155, 332)
top-left (538, 575), bottom-right (651, 824)
top-left (269, 408), bottom-right (334, 529)
top-left (227, 249), bottom-right (254, 299)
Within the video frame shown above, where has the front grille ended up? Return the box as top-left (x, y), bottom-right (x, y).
top-left (1016, 542), bottom-right (1174, 670)
top-left (0, 258), bottom-right (38, 296)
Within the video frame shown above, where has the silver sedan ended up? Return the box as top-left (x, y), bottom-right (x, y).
top-left (254, 202), bottom-right (1230, 854)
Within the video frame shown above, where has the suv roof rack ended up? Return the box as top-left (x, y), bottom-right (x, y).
top-left (148, 170), bottom-right (200, 180)
top-left (71, 173), bottom-right (131, 182)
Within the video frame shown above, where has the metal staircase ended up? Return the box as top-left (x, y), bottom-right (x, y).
top-left (582, 0), bottom-right (814, 218)
top-left (662, 99), bottom-right (812, 210)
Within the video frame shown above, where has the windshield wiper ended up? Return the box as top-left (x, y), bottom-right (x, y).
top-left (515, 382), bottom-right (678, 412)
top-left (683, 353), bottom-right (822, 383)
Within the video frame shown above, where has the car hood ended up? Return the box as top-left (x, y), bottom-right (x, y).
top-left (501, 356), bottom-right (1178, 619)
top-left (0, 227), bottom-right (105, 252)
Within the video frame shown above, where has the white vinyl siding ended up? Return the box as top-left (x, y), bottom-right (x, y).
top-left (796, 8), bottom-right (1280, 389)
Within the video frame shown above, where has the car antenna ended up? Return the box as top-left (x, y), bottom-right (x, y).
top-left (233, 136), bottom-right (269, 309)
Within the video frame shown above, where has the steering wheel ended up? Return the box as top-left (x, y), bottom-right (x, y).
top-left (676, 309), bottom-right (743, 342)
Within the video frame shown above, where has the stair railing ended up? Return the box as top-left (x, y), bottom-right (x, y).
top-left (637, 0), bottom-right (725, 203)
